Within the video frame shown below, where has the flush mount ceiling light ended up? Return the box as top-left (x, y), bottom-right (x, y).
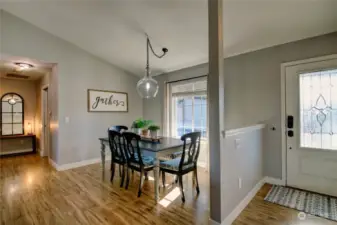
top-left (14, 62), bottom-right (34, 70)
top-left (136, 35), bottom-right (168, 99)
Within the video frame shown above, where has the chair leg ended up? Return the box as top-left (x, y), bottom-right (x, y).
top-left (178, 175), bottom-right (185, 202)
top-left (161, 171), bottom-right (166, 187)
top-left (119, 165), bottom-right (122, 177)
top-left (194, 168), bottom-right (200, 194)
top-left (138, 170), bottom-right (144, 197)
top-left (110, 163), bottom-right (115, 182)
top-left (175, 175), bottom-right (178, 184)
top-left (144, 171), bottom-right (149, 180)
top-left (120, 164), bottom-right (125, 188)
top-left (125, 167), bottom-right (130, 190)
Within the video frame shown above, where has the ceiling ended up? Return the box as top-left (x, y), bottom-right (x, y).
top-left (0, 57), bottom-right (53, 80)
top-left (1, 0), bottom-right (337, 77)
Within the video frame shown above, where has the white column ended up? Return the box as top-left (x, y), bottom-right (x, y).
top-left (208, 0), bottom-right (225, 224)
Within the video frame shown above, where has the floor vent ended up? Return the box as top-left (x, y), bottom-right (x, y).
top-left (6, 73), bottom-right (30, 79)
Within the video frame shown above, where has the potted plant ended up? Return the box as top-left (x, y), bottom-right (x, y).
top-left (148, 125), bottom-right (160, 138)
top-left (132, 118), bottom-right (152, 135)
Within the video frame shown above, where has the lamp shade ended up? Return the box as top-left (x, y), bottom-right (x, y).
top-left (136, 75), bottom-right (159, 99)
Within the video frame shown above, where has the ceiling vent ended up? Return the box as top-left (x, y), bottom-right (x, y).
top-left (6, 73), bottom-right (30, 79)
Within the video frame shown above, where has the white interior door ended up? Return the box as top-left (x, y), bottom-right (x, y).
top-left (286, 56), bottom-right (337, 197)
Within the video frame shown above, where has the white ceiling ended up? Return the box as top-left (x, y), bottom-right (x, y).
top-left (0, 57), bottom-right (53, 80)
top-left (1, 0), bottom-right (337, 76)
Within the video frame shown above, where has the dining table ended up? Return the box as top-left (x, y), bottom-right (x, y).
top-left (98, 137), bottom-right (185, 202)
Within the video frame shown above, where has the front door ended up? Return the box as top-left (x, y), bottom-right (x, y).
top-left (285, 56), bottom-right (337, 197)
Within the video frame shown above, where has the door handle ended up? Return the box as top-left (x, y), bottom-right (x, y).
top-left (287, 115), bottom-right (294, 129)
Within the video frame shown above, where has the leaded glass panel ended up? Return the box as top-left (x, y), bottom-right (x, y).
top-left (300, 69), bottom-right (337, 150)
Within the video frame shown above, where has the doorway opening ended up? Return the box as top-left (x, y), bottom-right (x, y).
top-left (0, 56), bottom-right (54, 159)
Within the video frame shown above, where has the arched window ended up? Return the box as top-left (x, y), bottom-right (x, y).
top-left (1, 93), bottom-right (24, 136)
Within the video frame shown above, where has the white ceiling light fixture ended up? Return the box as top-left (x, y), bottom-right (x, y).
top-left (136, 35), bottom-right (168, 99)
top-left (14, 62), bottom-right (34, 70)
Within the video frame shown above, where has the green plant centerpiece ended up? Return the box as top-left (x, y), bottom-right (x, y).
top-left (148, 125), bottom-right (160, 138)
top-left (131, 118), bottom-right (152, 136)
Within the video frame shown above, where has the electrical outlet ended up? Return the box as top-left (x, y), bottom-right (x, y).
top-left (235, 139), bottom-right (241, 149)
top-left (238, 177), bottom-right (242, 189)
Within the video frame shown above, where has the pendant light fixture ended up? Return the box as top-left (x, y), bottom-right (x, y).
top-left (136, 36), bottom-right (168, 99)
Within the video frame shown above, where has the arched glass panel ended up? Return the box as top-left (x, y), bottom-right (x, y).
top-left (1, 93), bottom-right (24, 135)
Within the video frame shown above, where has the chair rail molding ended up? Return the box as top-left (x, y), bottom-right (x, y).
top-left (225, 124), bottom-right (266, 137)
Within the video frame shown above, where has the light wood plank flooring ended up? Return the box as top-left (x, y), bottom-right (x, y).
top-left (0, 154), bottom-right (209, 225)
top-left (234, 184), bottom-right (337, 225)
top-left (1, 154), bottom-right (336, 225)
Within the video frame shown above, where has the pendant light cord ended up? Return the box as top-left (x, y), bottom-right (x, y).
top-left (146, 36), bottom-right (168, 77)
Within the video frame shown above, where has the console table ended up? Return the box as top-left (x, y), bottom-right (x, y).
top-left (0, 134), bottom-right (37, 156)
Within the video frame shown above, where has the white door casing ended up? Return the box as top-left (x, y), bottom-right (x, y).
top-left (285, 56), bottom-right (337, 197)
top-left (41, 86), bottom-right (50, 157)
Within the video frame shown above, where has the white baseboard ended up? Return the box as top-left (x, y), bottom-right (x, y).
top-left (48, 158), bottom-right (58, 170)
top-left (0, 149), bottom-right (33, 155)
top-left (264, 176), bottom-right (285, 186)
top-left (221, 177), bottom-right (266, 225)
top-left (209, 219), bottom-right (221, 225)
top-left (49, 157), bottom-right (111, 171)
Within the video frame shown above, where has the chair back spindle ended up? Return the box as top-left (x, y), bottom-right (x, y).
top-left (122, 132), bottom-right (144, 167)
top-left (108, 130), bottom-right (126, 163)
top-left (179, 132), bottom-right (201, 171)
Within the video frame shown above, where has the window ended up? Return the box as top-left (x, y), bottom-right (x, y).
top-left (300, 69), bottom-right (337, 150)
top-left (168, 78), bottom-right (207, 138)
top-left (174, 95), bottom-right (207, 138)
top-left (1, 93), bottom-right (24, 136)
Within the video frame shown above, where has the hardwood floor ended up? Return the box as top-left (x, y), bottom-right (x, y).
top-left (0, 154), bottom-right (209, 225)
top-left (234, 184), bottom-right (337, 225)
top-left (0, 154), bottom-right (336, 225)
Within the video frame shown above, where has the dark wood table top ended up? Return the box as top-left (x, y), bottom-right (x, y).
top-left (0, 134), bottom-right (36, 139)
top-left (99, 137), bottom-right (184, 152)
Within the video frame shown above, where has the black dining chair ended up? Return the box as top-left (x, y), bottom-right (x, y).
top-left (122, 132), bottom-right (155, 197)
top-left (160, 132), bottom-right (201, 202)
top-left (109, 125), bottom-right (128, 133)
top-left (108, 129), bottom-right (127, 187)
top-left (109, 126), bottom-right (128, 176)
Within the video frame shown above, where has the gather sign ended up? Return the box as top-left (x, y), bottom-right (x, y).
top-left (87, 89), bottom-right (128, 112)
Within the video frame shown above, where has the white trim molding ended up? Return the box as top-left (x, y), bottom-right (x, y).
top-left (225, 124), bottom-right (266, 137)
top-left (264, 176), bottom-right (285, 186)
top-left (213, 176), bottom-right (284, 225)
top-left (280, 54), bottom-right (337, 187)
top-left (48, 158), bottom-right (58, 170)
top-left (222, 177), bottom-right (266, 225)
top-left (49, 157), bottom-right (110, 171)
top-left (0, 149), bottom-right (33, 156)
top-left (209, 219), bottom-right (221, 225)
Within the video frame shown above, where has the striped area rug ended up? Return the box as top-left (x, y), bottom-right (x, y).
top-left (264, 185), bottom-right (337, 222)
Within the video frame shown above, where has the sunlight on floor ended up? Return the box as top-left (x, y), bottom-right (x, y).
top-left (159, 187), bottom-right (181, 208)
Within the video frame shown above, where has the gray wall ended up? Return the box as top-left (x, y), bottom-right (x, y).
top-left (1, 10), bottom-right (143, 165)
top-left (222, 127), bottom-right (264, 222)
top-left (144, 32), bottom-right (337, 179)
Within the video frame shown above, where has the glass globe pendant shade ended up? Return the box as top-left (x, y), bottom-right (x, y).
top-left (136, 74), bottom-right (159, 98)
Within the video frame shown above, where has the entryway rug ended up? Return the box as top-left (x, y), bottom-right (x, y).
top-left (264, 185), bottom-right (337, 221)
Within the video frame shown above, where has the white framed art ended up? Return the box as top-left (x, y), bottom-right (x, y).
top-left (87, 89), bottom-right (128, 112)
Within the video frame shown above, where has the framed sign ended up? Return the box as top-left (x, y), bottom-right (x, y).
top-left (87, 89), bottom-right (128, 112)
